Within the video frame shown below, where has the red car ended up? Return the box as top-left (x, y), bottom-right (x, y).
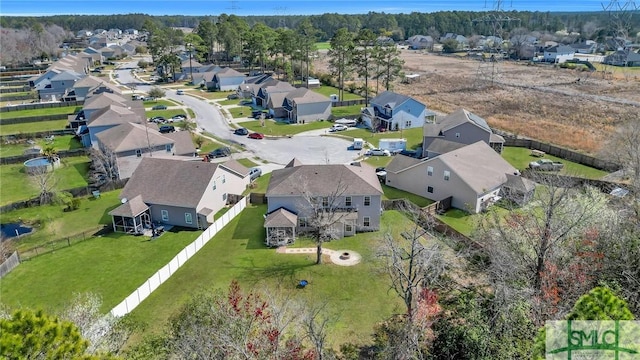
top-left (248, 132), bottom-right (264, 139)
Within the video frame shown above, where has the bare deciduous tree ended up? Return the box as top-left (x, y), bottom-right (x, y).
top-left (297, 176), bottom-right (351, 265)
top-left (378, 210), bottom-right (447, 319)
top-left (301, 302), bottom-right (334, 360)
top-left (89, 147), bottom-right (119, 187)
top-left (29, 162), bottom-right (58, 205)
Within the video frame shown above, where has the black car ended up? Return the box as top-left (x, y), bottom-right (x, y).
top-left (234, 127), bottom-right (249, 135)
top-left (159, 125), bottom-right (175, 133)
top-left (399, 149), bottom-right (418, 158)
top-left (208, 147), bottom-right (231, 158)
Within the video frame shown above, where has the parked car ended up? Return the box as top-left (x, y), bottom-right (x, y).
top-left (249, 167), bottom-right (262, 181)
top-left (176, 89), bottom-right (184, 95)
top-left (150, 116), bottom-right (166, 123)
top-left (367, 148), bottom-right (391, 156)
top-left (152, 104), bottom-right (167, 110)
top-left (329, 124), bottom-right (348, 132)
top-left (248, 132), bottom-right (265, 139)
top-left (208, 147), bottom-right (231, 158)
top-left (234, 127), bottom-right (249, 135)
top-left (159, 125), bottom-right (175, 133)
top-left (170, 114), bottom-right (186, 121)
top-left (399, 149), bottom-right (418, 158)
top-left (227, 93), bottom-right (240, 100)
top-left (528, 158), bottom-right (564, 171)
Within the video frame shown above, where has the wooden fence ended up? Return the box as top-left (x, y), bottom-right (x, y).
top-left (503, 137), bottom-right (620, 172)
top-left (17, 227), bottom-right (107, 261)
top-left (0, 95), bottom-right (37, 102)
top-left (332, 99), bottom-right (367, 107)
top-left (0, 252), bottom-right (20, 278)
top-left (1, 129), bottom-right (76, 142)
top-left (0, 148), bottom-right (87, 165)
top-left (0, 100), bottom-right (84, 113)
top-left (0, 86), bottom-right (31, 94)
top-left (0, 113), bottom-right (70, 124)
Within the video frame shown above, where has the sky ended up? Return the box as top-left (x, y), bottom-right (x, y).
top-left (0, 0), bottom-right (609, 17)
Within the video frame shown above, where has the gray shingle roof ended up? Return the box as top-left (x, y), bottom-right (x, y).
top-left (267, 163), bottom-right (383, 197)
top-left (264, 208), bottom-right (298, 227)
top-left (423, 108), bottom-right (491, 136)
top-left (108, 195), bottom-right (149, 217)
top-left (120, 158), bottom-right (219, 208)
top-left (285, 158), bottom-right (303, 168)
top-left (370, 91), bottom-right (411, 109)
top-left (83, 93), bottom-right (128, 110)
top-left (425, 138), bottom-right (467, 155)
top-left (437, 141), bottom-right (517, 194)
top-left (504, 173), bottom-right (536, 192)
top-left (87, 104), bottom-right (143, 127)
top-left (285, 88), bottom-right (330, 104)
top-left (386, 155), bottom-right (423, 173)
top-left (95, 122), bottom-right (172, 152)
top-left (220, 159), bottom-right (249, 178)
top-left (163, 131), bottom-right (197, 156)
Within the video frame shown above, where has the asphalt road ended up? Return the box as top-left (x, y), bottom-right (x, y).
top-left (115, 61), bottom-right (359, 166)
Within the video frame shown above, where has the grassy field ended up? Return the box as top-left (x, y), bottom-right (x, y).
top-left (244, 172), bottom-right (271, 195)
top-left (363, 155), bottom-right (394, 168)
top-left (186, 89), bottom-right (229, 100)
top-left (315, 42), bottom-right (331, 50)
top-left (501, 147), bottom-right (609, 179)
top-left (242, 119), bottom-right (333, 136)
top-left (125, 205), bottom-right (409, 349)
top-left (0, 155), bottom-right (90, 206)
top-left (227, 105), bottom-right (254, 118)
top-left (0, 106), bottom-right (81, 119)
top-left (217, 98), bottom-right (241, 106)
top-left (437, 209), bottom-right (478, 237)
top-left (236, 158), bottom-right (259, 168)
top-left (313, 86), bottom-right (362, 100)
top-left (142, 99), bottom-right (174, 107)
top-left (331, 105), bottom-right (363, 118)
top-left (0, 119), bottom-right (69, 135)
top-left (0, 135), bottom-right (82, 157)
top-left (0, 227), bottom-right (198, 314)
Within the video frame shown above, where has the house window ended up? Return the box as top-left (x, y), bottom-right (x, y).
top-left (405, 120), bottom-right (411, 128)
top-left (222, 193), bottom-right (227, 201)
top-left (427, 186), bottom-right (434, 193)
top-left (165, 144), bottom-right (172, 152)
top-left (222, 175), bottom-right (226, 184)
top-left (136, 149), bottom-right (142, 157)
top-left (427, 166), bottom-right (433, 176)
top-left (455, 132), bottom-right (460, 138)
top-left (444, 171), bottom-right (450, 181)
top-left (185, 213), bottom-right (192, 224)
top-left (363, 217), bottom-right (370, 227)
top-left (322, 197), bottom-right (329, 207)
top-left (364, 196), bottom-right (371, 206)
top-left (299, 217), bottom-right (308, 227)
top-left (161, 210), bottom-right (169, 221)
top-left (345, 224), bottom-right (353, 232)
top-left (345, 196), bottom-right (352, 207)
top-left (213, 181), bottom-right (216, 190)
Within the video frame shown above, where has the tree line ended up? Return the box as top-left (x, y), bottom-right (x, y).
top-left (2, 10), bottom-right (638, 41)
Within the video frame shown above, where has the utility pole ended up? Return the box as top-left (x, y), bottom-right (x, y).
top-left (187, 43), bottom-right (194, 84)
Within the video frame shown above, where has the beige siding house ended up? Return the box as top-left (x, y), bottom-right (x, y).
top-left (386, 141), bottom-right (524, 213)
top-left (109, 158), bottom-right (249, 233)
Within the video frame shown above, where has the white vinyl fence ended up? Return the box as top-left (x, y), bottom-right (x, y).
top-left (110, 199), bottom-right (247, 317)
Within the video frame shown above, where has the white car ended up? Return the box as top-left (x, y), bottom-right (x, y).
top-left (329, 124), bottom-right (348, 132)
top-left (176, 89), bottom-right (184, 95)
top-left (367, 148), bottom-right (391, 156)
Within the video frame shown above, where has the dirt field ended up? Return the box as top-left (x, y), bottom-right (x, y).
top-left (315, 50), bottom-right (640, 154)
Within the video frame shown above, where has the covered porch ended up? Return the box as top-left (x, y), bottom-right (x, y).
top-left (108, 195), bottom-right (150, 234)
top-left (264, 208), bottom-right (297, 247)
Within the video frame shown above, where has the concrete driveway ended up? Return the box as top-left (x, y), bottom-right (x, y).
top-left (114, 61), bottom-right (359, 166)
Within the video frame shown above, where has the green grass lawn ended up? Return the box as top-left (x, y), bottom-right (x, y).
top-left (314, 42), bottom-right (331, 50)
top-left (126, 205), bottom-right (408, 349)
top-left (0, 106), bottom-right (81, 119)
top-left (0, 155), bottom-right (90, 206)
top-left (331, 105), bottom-right (363, 118)
top-left (217, 99), bottom-right (241, 106)
top-left (145, 109), bottom-right (189, 120)
top-left (142, 99), bottom-right (174, 107)
top-left (0, 190), bottom-right (122, 251)
top-left (186, 90), bottom-right (229, 100)
top-left (501, 147), bottom-right (609, 179)
top-left (313, 86), bottom-right (362, 100)
top-left (363, 155), bottom-right (394, 168)
top-left (242, 119), bottom-right (332, 136)
top-left (236, 158), bottom-right (259, 168)
top-left (341, 127), bottom-right (424, 149)
top-left (243, 172), bottom-right (271, 195)
top-left (0, 135), bottom-right (82, 157)
top-left (0, 119), bottom-right (70, 135)
top-left (436, 209), bottom-right (478, 237)
top-left (381, 184), bottom-right (433, 207)
top-left (0, 91), bottom-right (34, 99)
top-left (0, 227), bottom-right (199, 314)
top-left (227, 105), bottom-right (254, 118)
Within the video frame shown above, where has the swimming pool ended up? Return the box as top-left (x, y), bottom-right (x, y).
top-left (24, 156), bottom-right (60, 174)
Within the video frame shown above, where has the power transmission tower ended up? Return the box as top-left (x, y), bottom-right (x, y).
top-left (472, 0), bottom-right (520, 88)
top-left (273, 6), bottom-right (288, 28)
top-left (227, 0), bottom-right (240, 14)
top-left (600, 0), bottom-right (637, 79)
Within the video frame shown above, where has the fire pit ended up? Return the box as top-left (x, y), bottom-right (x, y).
top-left (339, 252), bottom-right (351, 260)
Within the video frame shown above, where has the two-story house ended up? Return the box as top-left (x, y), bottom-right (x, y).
top-left (422, 108), bottom-right (504, 156)
top-left (66, 75), bottom-right (122, 101)
top-left (543, 45), bottom-right (575, 63)
top-left (385, 141), bottom-right (531, 213)
top-left (212, 67), bottom-right (246, 91)
top-left (36, 70), bottom-right (84, 101)
top-left (282, 88), bottom-right (332, 124)
top-left (109, 158), bottom-right (249, 233)
top-left (264, 159), bottom-right (383, 246)
top-left (94, 122), bottom-right (197, 179)
top-left (361, 91), bottom-right (436, 132)
top-left (83, 104), bottom-right (146, 147)
top-left (255, 80), bottom-right (296, 108)
top-left (69, 92), bottom-right (134, 130)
